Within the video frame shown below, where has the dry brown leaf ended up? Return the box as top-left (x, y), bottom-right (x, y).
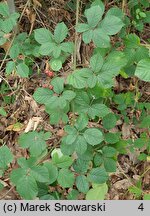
top-left (48, 8), bottom-right (71, 22)
top-left (122, 123), bottom-right (131, 139)
top-left (113, 179), bottom-right (131, 190)
top-left (0, 41), bottom-right (11, 52)
top-left (24, 96), bottom-right (38, 113)
top-left (57, 129), bottom-right (66, 137)
top-left (32, 0), bottom-right (42, 7)
top-left (6, 122), bottom-right (24, 132)
top-left (25, 117), bottom-right (42, 133)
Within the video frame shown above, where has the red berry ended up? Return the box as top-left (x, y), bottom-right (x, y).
top-left (47, 71), bottom-right (54, 77)
top-left (42, 84), bottom-right (48, 88)
top-left (44, 70), bottom-right (49, 74)
top-left (49, 85), bottom-right (53, 90)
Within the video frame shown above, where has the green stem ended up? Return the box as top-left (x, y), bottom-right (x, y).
top-left (7, 0), bottom-right (16, 14)
top-left (73, 0), bottom-right (80, 71)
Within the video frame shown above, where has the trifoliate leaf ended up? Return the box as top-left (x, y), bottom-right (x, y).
top-left (102, 113), bottom-right (117, 130)
top-left (85, 6), bottom-right (104, 28)
top-left (0, 146), bottom-right (13, 169)
top-left (30, 166), bottom-right (50, 183)
top-left (18, 131), bottom-right (47, 156)
top-left (76, 175), bottom-right (89, 193)
top-left (44, 162), bottom-right (58, 184)
top-left (88, 167), bottom-right (108, 184)
top-left (135, 59), bottom-right (150, 82)
top-left (16, 63), bottom-right (29, 78)
top-left (0, 107), bottom-right (7, 117)
top-left (33, 88), bottom-right (53, 104)
top-left (54, 22), bottom-right (68, 43)
top-left (100, 15), bottom-right (124, 35)
top-left (51, 77), bottom-right (64, 94)
top-left (50, 58), bottom-right (62, 71)
top-left (52, 153), bottom-right (73, 168)
top-left (34, 28), bottom-right (53, 44)
top-left (84, 128), bottom-right (104, 146)
top-left (86, 183), bottom-right (108, 200)
top-left (74, 135), bottom-right (87, 154)
top-left (57, 168), bottom-right (75, 188)
top-left (16, 175), bottom-right (38, 200)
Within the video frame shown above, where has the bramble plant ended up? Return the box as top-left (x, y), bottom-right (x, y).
top-left (0, 0), bottom-right (150, 200)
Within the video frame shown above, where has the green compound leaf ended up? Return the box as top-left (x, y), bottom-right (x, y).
top-left (73, 159), bottom-right (89, 174)
top-left (33, 88), bottom-right (53, 104)
top-left (106, 7), bottom-right (124, 19)
top-left (9, 44), bottom-right (20, 59)
top-left (62, 90), bottom-right (76, 101)
top-left (40, 194), bottom-right (55, 200)
top-left (51, 77), bottom-right (64, 94)
top-left (50, 58), bottom-right (62, 71)
top-left (10, 167), bottom-right (38, 199)
top-left (17, 157), bottom-right (37, 168)
top-left (60, 42), bottom-right (74, 53)
top-left (0, 146), bottom-right (13, 169)
top-left (88, 103), bottom-right (110, 119)
top-left (39, 42), bottom-right (56, 55)
top-left (16, 63), bottom-right (29, 78)
top-left (102, 113), bottom-right (117, 130)
top-left (0, 36), bottom-right (7, 46)
top-left (144, 194), bottom-right (150, 200)
top-left (34, 28), bottom-right (53, 44)
top-left (74, 135), bottom-right (87, 154)
top-left (135, 59), bottom-right (150, 82)
top-left (84, 128), bottom-right (104, 146)
top-left (54, 22), bottom-right (68, 43)
top-left (30, 166), bottom-right (50, 183)
top-left (140, 115), bottom-right (150, 128)
top-left (82, 30), bottom-right (93, 44)
top-left (104, 132), bottom-right (120, 144)
top-left (75, 113), bottom-right (88, 131)
top-left (76, 175), bottom-right (89, 193)
top-left (17, 175), bottom-right (38, 200)
top-left (97, 51), bottom-right (127, 88)
top-left (67, 189), bottom-right (79, 200)
top-left (90, 53), bottom-right (104, 72)
top-left (93, 28), bottom-right (110, 48)
top-left (64, 126), bottom-right (78, 145)
top-left (88, 167), bottom-right (108, 184)
top-left (0, 107), bottom-right (7, 117)
top-left (18, 131), bottom-right (47, 157)
top-left (76, 23), bottom-right (90, 32)
top-left (102, 146), bottom-right (117, 158)
top-left (0, 2), bottom-right (9, 17)
top-left (67, 68), bottom-right (92, 89)
top-left (5, 61), bottom-right (15, 75)
top-left (43, 162), bottom-right (58, 184)
top-left (57, 168), bottom-right (75, 188)
top-left (100, 15), bottom-right (124, 35)
top-left (86, 183), bottom-right (108, 200)
top-left (52, 152), bottom-right (73, 168)
top-left (10, 168), bottom-right (27, 185)
top-left (103, 158), bottom-right (116, 172)
top-left (85, 6), bottom-right (104, 28)
top-left (91, 0), bottom-right (105, 12)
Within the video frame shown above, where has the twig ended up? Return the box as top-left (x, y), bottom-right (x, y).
top-left (122, 0), bottom-right (127, 13)
top-left (0, 186), bottom-right (15, 200)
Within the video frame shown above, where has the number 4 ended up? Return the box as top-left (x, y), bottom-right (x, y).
top-left (138, 203), bottom-right (144, 211)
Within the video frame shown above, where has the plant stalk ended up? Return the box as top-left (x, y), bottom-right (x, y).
top-left (7, 0), bottom-right (16, 14)
top-left (73, 0), bottom-right (80, 70)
